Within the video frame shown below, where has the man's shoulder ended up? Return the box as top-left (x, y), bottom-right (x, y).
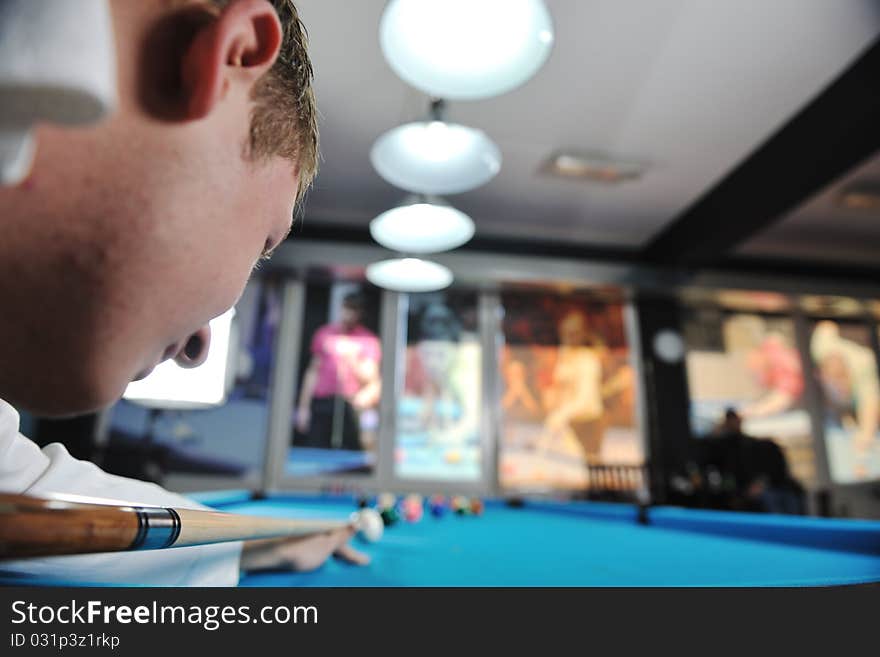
top-left (313, 323), bottom-right (338, 341)
top-left (0, 398), bottom-right (20, 434)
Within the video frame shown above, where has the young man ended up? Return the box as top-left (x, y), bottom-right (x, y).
top-left (296, 294), bottom-right (382, 451)
top-left (0, 0), bottom-right (367, 585)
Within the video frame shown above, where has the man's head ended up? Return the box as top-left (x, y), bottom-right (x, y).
top-left (558, 310), bottom-right (587, 346)
top-left (339, 294), bottom-right (364, 331)
top-left (0, 0), bottom-right (317, 415)
top-left (722, 408), bottom-right (742, 434)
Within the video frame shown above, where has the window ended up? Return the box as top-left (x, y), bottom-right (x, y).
top-left (498, 291), bottom-right (641, 492)
top-left (395, 290), bottom-right (482, 481)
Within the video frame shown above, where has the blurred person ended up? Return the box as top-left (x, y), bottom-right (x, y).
top-left (410, 302), bottom-right (481, 446)
top-left (736, 319), bottom-right (804, 419)
top-left (296, 293), bottom-right (381, 450)
top-left (704, 410), bottom-right (804, 514)
top-left (811, 321), bottom-right (880, 478)
top-left (0, 0), bottom-right (368, 585)
top-left (501, 349), bottom-right (541, 419)
top-left (536, 310), bottom-right (606, 462)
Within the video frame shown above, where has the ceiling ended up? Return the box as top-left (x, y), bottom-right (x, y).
top-left (293, 0), bottom-right (880, 260)
top-left (738, 150), bottom-right (880, 267)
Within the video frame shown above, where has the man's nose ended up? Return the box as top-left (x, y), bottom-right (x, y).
top-left (174, 325), bottom-right (212, 368)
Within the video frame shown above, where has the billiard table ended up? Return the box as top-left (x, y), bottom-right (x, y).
top-left (194, 491), bottom-right (880, 587)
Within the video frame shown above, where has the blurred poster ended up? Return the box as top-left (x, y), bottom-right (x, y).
top-left (685, 311), bottom-right (816, 487)
top-left (395, 291), bottom-right (482, 481)
top-left (810, 320), bottom-right (880, 483)
top-left (498, 292), bottom-right (641, 492)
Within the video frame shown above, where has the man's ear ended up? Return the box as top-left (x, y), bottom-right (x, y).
top-left (181, 0), bottom-right (282, 120)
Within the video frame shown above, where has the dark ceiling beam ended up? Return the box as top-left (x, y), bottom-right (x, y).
top-left (289, 224), bottom-right (880, 288)
top-left (640, 35), bottom-right (880, 267)
top-left (716, 255), bottom-right (880, 287)
top-left (291, 222), bottom-right (642, 263)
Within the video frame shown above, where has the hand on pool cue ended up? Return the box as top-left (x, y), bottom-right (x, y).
top-left (239, 527), bottom-right (371, 572)
top-left (0, 493), bottom-right (383, 561)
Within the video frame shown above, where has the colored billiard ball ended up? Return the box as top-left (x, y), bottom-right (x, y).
top-left (429, 494), bottom-right (447, 518)
top-left (404, 502), bottom-right (423, 523)
top-left (452, 496), bottom-right (470, 515)
top-left (379, 507), bottom-right (399, 527)
top-left (469, 498), bottom-right (484, 516)
top-left (444, 449), bottom-right (462, 464)
top-left (401, 494), bottom-right (423, 522)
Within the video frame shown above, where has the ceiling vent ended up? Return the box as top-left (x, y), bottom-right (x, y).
top-left (540, 152), bottom-right (645, 184)
top-left (837, 182), bottom-right (880, 211)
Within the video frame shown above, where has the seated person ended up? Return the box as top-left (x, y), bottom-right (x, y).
top-left (744, 437), bottom-right (805, 515)
top-left (698, 410), bottom-right (804, 514)
top-left (0, 0), bottom-right (366, 585)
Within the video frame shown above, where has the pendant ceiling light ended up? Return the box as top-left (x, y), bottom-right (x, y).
top-left (371, 120), bottom-right (501, 195)
top-left (380, 0), bottom-right (554, 100)
top-left (366, 257), bottom-right (454, 293)
top-left (370, 197), bottom-right (475, 254)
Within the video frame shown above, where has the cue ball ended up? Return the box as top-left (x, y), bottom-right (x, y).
top-left (352, 509), bottom-right (383, 543)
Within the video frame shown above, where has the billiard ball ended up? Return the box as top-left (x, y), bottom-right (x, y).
top-left (402, 494), bottom-right (423, 522)
top-left (444, 449), bottom-right (462, 464)
top-left (452, 496), bottom-right (470, 515)
top-left (404, 502), bottom-right (423, 523)
top-left (350, 508), bottom-right (383, 543)
top-left (429, 494), bottom-right (447, 518)
top-left (469, 498), bottom-right (484, 516)
top-left (377, 492), bottom-right (396, 511)
top-left (379, 507), bottom-right (399, 527)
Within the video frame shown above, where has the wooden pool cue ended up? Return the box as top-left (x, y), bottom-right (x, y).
top-left (0, 493), bottom-right (382, 560)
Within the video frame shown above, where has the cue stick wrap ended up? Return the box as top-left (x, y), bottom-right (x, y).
top-left (0, 494), bottom-right (357, 560)
top-left (132, 506), bottom-right (181, 550)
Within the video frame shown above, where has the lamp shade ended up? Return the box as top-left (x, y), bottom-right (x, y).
top-left (370, 200), bottom-right (475, 254)
top-left (366, 258), bottom-right (453, 293)
top-left (380, 0), bottom-right (554, 100)
top-left (371, 121), bottom-right (501, 195)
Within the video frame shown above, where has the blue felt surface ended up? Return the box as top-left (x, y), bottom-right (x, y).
top-left (285, 447), bottom-right (374, 477)
top-left (207, 495), bottom-right (880, 587)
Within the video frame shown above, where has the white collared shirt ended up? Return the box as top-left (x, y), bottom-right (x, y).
top-left (0, 398), bottom-right (242, 586)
